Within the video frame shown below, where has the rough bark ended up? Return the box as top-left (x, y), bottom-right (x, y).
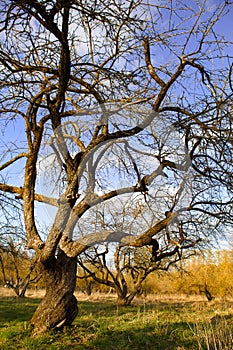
top-left (30, 251), bottom-right (78, 336)
top-left (116, 284), bottom-right (143, 306)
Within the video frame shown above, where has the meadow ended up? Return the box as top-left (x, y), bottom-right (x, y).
top-left (1, 288), bottom-right (233, 349)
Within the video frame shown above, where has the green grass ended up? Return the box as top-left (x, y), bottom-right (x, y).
top-left (1, 294), bottom-right (233, 349)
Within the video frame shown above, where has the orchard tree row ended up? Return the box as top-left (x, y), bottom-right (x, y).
top-left (2, 231), bottom-right (233, 304)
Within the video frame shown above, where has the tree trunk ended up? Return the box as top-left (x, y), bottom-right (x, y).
top-left (117, 292), bottom-right (137, 306)
top-left (116, 285), bottom-right (144, 306)
top-left (116, 287), bottom-right (130, 306)
top-left (30, 251), bottom-right (78, 336)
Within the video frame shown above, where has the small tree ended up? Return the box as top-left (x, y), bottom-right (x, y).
top-left (76, 264), bottom-right (96, 296)
top-left (77, 200), bottom-right (198, 305)
top-left (0, 228), bottom-right (39, 297)
top-left (0, 0), bottom-right (232, 335)
top-left (78, 243), bottom-right (183, 305)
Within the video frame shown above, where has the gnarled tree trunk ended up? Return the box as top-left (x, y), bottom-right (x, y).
top-left (116, 286), bottom-right (142, 306)
top-left (30, 251), bottom-right (78, 336)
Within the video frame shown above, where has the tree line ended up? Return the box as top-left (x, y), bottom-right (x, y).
top-left (2, 237), bottom-right (233, 303)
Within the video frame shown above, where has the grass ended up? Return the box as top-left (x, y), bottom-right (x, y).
top-left (1, 290), bottom-right (233, 349)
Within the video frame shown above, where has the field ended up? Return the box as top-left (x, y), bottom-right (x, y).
top-left (1, 288), bottom-right (233, 349)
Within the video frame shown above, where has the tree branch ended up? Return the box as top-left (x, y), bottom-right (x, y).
top-left (0, 153), bottom-right (28, 171)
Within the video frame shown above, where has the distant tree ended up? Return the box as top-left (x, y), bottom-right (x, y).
top-left (78, 244), bottom-right (181, 305)
top-left (76, 264), bottom-right (95, 296)
top-left (151, 250), bottom-right (233, 301)
top-left (77, 201), bottom-right (197, 305)
top-left (0, 0), bottom-right (232, 335)
top-left (0, 227), bottom-right (39, 297)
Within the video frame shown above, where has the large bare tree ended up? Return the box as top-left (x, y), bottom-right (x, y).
top-left (0, 0), bottom-right (232, 335)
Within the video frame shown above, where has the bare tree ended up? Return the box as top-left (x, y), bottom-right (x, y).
top-left (0, 227), bottom-right (39, 297)
top-left (0, 0), bottom-right (232, 335)
top-left (77, 200), bottom-right (198, 305)
top-left (77, 244), bottom-right (183, 306)
top-left (0, 249), bottom-right (38, 298)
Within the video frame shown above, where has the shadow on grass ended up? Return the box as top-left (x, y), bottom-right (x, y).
top-left (69, 320), bottom-right (198, 350)
top-left (0, 297), bottom-right (40, 324)
top-left (74, 302), bottom-right (199, 350)
top-left (1, 297), bottom-right (228, 349)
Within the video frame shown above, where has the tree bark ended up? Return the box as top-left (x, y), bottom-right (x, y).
top-left (30, 251), bottom-right (78, 336)
top-left (116, 286), bottom-right (131, 306)
top-left (116, 289), bottom-right (141, 306)
top-left (116, 293), bottom-right (128, 306)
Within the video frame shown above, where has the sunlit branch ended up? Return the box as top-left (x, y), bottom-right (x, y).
top-left (0, 153), bottom-right (28, 171)
top-left (0, 183), bottom-right (58, 207)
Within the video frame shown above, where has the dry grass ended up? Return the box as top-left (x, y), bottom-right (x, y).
top-left (0, 287), bottom-right (46, 299)
top-left (2, 286), bottom-right (233, 304)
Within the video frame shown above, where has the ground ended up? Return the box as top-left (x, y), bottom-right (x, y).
top-left (1, 287), bottom-right (233, 349)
